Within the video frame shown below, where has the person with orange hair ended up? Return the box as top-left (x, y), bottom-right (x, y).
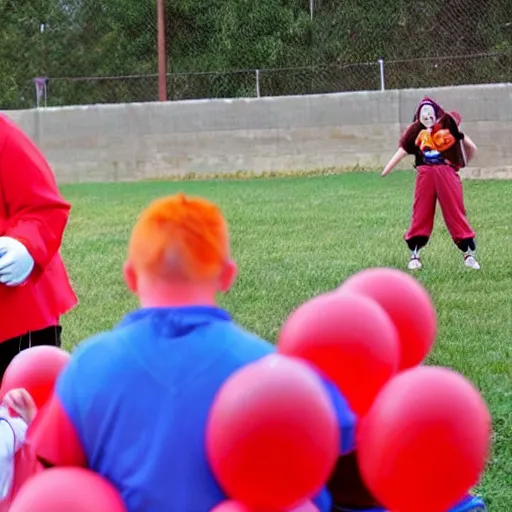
top-left (26, 193), bottom-right (354, 512)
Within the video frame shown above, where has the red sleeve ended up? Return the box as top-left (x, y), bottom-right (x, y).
top-left (0, 117), bottom-right (71, 270)
top-left (27, 394), bottom-right (87, 468)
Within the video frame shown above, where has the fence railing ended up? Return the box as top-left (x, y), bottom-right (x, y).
top-left (30, 51), bottom-right (512, 108)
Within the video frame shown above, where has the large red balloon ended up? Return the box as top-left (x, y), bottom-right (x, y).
top-left (277, 292), bottom-right (400, 416)
top-left (0, 346), bottom-right (70, 409)
top-left (357, 366), bottom-right (492, 512)
top-left (9, 467), bottom-right (126, 512)
top-left (206, 354), bottom-right (339, 511)
top-left (340, 267), bottom-right (437, 370)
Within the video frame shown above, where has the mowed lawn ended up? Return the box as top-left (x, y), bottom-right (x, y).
top-left (59, 171), bottom-right (512, 510)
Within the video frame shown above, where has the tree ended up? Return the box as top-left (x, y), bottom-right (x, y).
top-left (0, 0), bottom-right (510, 108)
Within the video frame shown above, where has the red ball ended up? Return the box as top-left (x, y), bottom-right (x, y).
top-left (277, 292), bottom-right (400, 416)
top-left (9, 467), bottom-right (126, 512)
top-left (1, 346), bottom-right (70, 409)
top-left (357, 366), bottom-right (492, 512)
top-left (206, 354), bottom-right (339, 511)
top-left (340, 267), bottom-right (437, 370)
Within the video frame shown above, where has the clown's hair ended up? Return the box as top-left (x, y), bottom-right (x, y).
top-left (128, 193), bottom-right (229, 281)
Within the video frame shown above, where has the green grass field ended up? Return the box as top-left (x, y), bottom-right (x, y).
top-left (59, 171), bottom-right (512, 510)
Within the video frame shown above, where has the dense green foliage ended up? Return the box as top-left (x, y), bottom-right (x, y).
top-left (1, 0), bottom-right (511, 108)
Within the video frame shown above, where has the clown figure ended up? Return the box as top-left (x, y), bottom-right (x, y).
top-left (381, 97), bottom-right (480, 271)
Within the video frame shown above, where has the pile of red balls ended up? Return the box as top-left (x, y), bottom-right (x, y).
top-left (207, 268), bottom-right (492, 512)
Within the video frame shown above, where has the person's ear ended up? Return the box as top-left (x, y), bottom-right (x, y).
top-left (123, 261), bottom-right (138, 294)
top-left (219, 259), bottom-right (238, 293)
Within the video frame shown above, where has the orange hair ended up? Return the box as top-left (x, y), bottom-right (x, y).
top-left (128, 193), bottom-right (229, 281)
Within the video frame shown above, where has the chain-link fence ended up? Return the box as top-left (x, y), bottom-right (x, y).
top-left (1, 0), bottom-right (511, 109)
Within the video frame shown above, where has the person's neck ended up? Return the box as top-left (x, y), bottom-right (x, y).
top-left (137, 280), bottom-right (217, 309)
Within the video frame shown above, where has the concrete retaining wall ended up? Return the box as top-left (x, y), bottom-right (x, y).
top-left (4, 83), bottom-right (512, 184)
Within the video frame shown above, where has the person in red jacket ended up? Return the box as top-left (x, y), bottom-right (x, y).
top-left (0, 114), bottom-right (77, 378)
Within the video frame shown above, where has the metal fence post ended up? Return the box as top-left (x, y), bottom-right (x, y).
top-left (255, 69), bottom-right (261, 97)
top-left (378, 58), bottom-right (385, 91)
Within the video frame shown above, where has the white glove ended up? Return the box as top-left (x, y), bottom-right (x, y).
top-left (0, 237), bottom-right (35, 286)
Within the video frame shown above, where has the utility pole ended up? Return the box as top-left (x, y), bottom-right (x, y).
top-left (157, 0), bottom-right (167, 101)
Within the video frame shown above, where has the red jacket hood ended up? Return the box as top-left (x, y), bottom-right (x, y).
top-left (414, 96), bottom-right (445, 122)
top-left (414, 96), bottom-right (462, 126)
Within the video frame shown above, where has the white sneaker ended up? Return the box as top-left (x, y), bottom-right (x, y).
top-left (408, 256), bottom-right (422, 270)
top-left (464, 253), bottom-right (480, 270)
